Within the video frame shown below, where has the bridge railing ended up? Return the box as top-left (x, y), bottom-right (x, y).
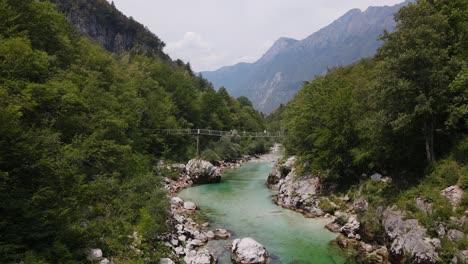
top-left (161, 129), bottom-right (284, 138)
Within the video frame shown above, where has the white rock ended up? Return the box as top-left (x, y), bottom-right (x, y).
top-left (171, 197), bottom-right (184, 206)
top-left (441, 186), bottom-right (463, 208)
top-left (184, 249), bottom-right (216, 264)
top-left (189, 239), bottom-right (205, 247)
top-left (100, 258), bottom-right (111, 264)
top-left (185, 159), bottom-right (221, 184)
top-left (160, 258), bottom-right (175, 264)
top-left (87, 248), bottom-right (103, 261)
top-left (231, 237), bottom-right (268, 264)
top-left (214, 229), bottom-right (231, 239)
top-left (184, 201), bottom-right (197, 210)
top-left (370, 173), bottom-right (382, 181)
top-left (205, 231), bottom-right (215, 239)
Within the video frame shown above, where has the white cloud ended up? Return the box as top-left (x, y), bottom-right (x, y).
top-left (165, 32), bottom-right (230, 71)
top-left (166, 32), bottom-right (211, 51)
top-left (111, 0), bottom-right (406, 71)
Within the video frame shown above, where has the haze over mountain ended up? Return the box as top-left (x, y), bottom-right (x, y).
top-left (202, 1), bottom-right (409, 114)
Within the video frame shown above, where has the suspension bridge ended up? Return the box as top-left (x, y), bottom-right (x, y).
top-left (161, 129), bottom-right (284, 138)
top-left (159, 129), bottom-right (285, 157)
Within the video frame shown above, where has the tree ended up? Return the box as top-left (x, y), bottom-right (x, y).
top-left (376, 0), bottom-right (461, 163)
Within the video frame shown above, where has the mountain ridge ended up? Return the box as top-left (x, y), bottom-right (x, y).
top-left (202, 1), bottom-right (409, 114)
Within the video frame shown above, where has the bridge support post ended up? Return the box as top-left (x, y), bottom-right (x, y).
top-left (196, 129), bottom-right (200, 159)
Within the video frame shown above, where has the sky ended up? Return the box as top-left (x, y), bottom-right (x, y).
top-left (110, 0), bottom-right (405, 72)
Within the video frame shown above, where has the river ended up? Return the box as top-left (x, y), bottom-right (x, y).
top-left (179, 153), bottom-right (348, 264)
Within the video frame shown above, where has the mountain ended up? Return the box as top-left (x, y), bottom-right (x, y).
top-left (202, 1), bottom-right (408, 114)
top-left (49, 0), bottom-right (169, 60)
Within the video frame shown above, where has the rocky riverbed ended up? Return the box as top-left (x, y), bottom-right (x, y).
top-left (267, 156), bottom-right (468, 264)
top-left (160, 154), bottom-right (273, 264)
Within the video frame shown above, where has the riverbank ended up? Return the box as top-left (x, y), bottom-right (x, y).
top-left (160, 151), bottom-right (273, 263)
top-left (266, 156), bottom-right (468, 264)
top-left (173, 146), bottom-right (345, 264)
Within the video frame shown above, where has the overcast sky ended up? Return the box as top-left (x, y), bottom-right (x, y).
top-left (110, 0), bottom-right (404, 72)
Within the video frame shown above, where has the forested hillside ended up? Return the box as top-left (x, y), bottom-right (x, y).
top-left (271, 0), bottom-right (467, 261)
top-left (0, 0), bottom-right (267, 262)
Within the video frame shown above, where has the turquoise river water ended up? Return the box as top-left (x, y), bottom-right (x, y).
top-left (179, 155), bottom-right (349, 264)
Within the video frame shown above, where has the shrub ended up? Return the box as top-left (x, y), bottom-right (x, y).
top-left (201, 149), bottom-right (220, 164)
top-left (319, 197), bottom-right (336, 214)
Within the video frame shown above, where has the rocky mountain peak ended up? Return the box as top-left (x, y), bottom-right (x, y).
top-left (259, 37), bottom-right (299, 64)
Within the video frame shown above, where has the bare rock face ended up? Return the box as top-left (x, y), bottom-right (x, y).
top-left (275, 168), bottom-right (322, 217)
top-left (186, 159), bottom-right (221, 184)
top-left (340, 215), bottom-right (361, 239)
top-left (231, 238), bottom-right (269, 264)
top-left (441, 186), bottom-right (463, 209)
top-left (267, 156), bottom-right (296, 189)
top-left (382, 207), bottom-right (440, 264)
top-left (353, 196), bottom-right (369, 213)
top-left (415, 197), bottom-right (433, 214)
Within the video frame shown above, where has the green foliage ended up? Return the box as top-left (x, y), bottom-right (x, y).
top-left (282, 0), bottom-right (468, 188)
top-left (318, 198), bottom-right (336, 214)
top-left (201, 149), bottom-right (221, 164)
top-left (0, 0), bottom-right (266, 262)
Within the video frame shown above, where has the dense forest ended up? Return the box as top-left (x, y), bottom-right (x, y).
top-left (270, 0), bottom-right (467, 260)
top-left (0, 0), bottom-right (268, 262)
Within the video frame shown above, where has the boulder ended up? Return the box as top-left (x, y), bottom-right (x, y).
top-left (353, 196), bottom-right (369, 213)
top-left (87, 248), bottom-right (103, 261)
top-left (184, 249), bottom-right (217, 264)
top-left (100, 258), bottom-right (111, 264)
top-left (382, 207), bottom-right (440, 264)
top-left (188, 239), bottom-right (205, 248)
top-left (451, 250), bottom-right (468, 264)
top-left (276, 169), bottom-right (321, 215)
top-left (205, 231), bottom-right (215, 239)
top-left (283, 156), bottom-right (297, 172)
top-left (266, 167), bottom-right (281, 188)
top-left (171, 197), bottom-right (184, 207)
top-left (171, 163), bottom-right (186, 173)
top-left (441, 186), bottom-right (463, 209)
top-left (325, 222), bottom-right (342, 233)
top-left (214, 229), bottom-right (231, 239)
top-left (447, 229), bottom-right (465, 242)
top-left (160, 258), bottom-right (175, 264)
top-left (231, 238), bottom-right (268, 264)
top-left (185, 159), bottom-right (221, 184)
top-left (184, 201), bottom-right (197, 211)
top-left (415, 197), bottom-right (433, 214)
top-left (370, 173), bottom-right (382, 182)
top-left (340, 218), bottom-right (360, 238)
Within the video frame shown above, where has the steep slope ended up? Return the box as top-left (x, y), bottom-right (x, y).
top-left (202, 1), bottom-right (408, 114)
top-left (49, 0), bottom-right (169, 59)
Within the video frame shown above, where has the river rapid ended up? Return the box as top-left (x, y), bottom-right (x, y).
top-left (179, 153), bottom-right (348, 264)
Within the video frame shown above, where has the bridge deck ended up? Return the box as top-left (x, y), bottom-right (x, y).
top-left (161, 129), bottom-right (284, 138)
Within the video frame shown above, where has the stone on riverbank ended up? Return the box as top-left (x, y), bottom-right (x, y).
top-left (186, 159), bottom-right (221, 184)
top-left (382, 206), bottom-right (440, 264)
top-left (184, 249), bottom-right (217, 264)
top-left (231, 237), bottom-right (268, 264)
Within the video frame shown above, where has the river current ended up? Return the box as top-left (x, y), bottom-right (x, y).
top-left (179, 154), bottom-right (348, 264)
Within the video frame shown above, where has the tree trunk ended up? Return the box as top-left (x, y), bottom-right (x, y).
top-left (424, 118), bottom-right (436, 163)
